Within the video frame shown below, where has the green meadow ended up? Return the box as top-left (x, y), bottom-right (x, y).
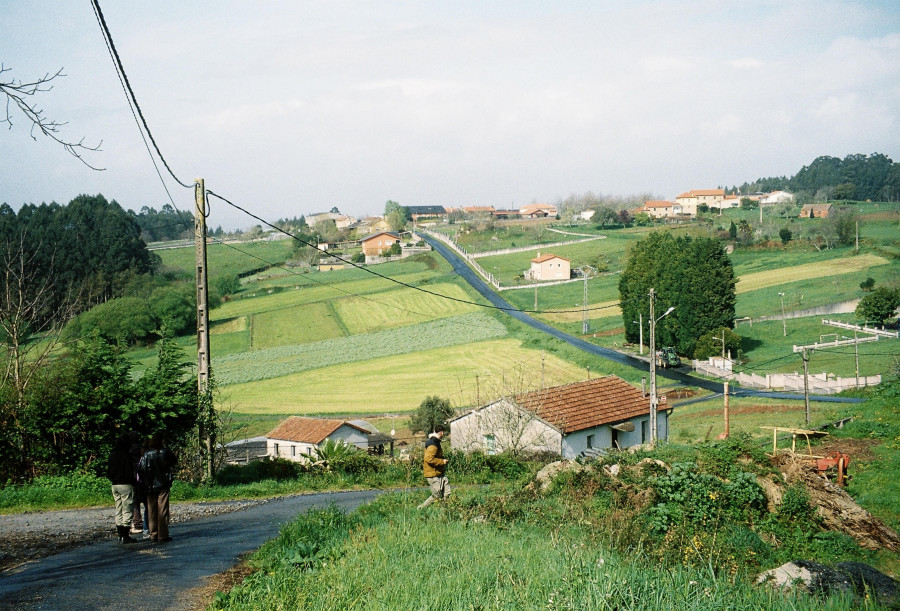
top-left (142, 206), bottom-right (898, 438)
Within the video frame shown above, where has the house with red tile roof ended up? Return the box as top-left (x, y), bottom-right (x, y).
top-left (640, 200), bottom-right (682, 219)
top-left (449, 376), bottom-right (671, 457)
top-left (266, 417), bottom-right (375, 460)
top-left (519, 203), bottom-right (558, 218)
top-left (674, 189), bottom-right (725, 214)
top-left (526, 253), bottom-right (570, 281)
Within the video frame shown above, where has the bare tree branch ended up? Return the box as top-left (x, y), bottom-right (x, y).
top-left (1, 64), bottom-right (104, 170)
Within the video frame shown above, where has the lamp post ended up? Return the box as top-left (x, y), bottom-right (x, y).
top-left (778, 292), bottom-right (786, 337)
top-left (648, 288), bottom-right (675, 445)
top-left (632, 312), bottom-right (644, 354)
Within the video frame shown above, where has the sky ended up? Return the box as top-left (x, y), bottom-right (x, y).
top-left (2, 1), bottom-right (899, 230)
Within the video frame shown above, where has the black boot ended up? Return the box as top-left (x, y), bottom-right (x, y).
top-left (116, 525), bottom-right (125, 543)
top-left (120, 525), bottom-right (135, 544)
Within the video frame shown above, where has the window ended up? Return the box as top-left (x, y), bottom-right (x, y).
top-left (483, 434), bottom-right (496, 455)
top-left (291, 446), bottom-right (296, 457)
top-left (274, 443), bottom-right (279, 456)
top-left (641, 420), bottom-right (649, 444)
top-left (586, 434), bottom-right (594, 449)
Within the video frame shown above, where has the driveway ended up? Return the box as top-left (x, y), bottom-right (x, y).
top-left (0, 490), bottom-right (384, 610)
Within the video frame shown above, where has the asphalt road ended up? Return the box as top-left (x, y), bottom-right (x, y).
top-left (422, 234), bottom-right (861, 406)
top-left (0, 490), bottom-right (385, 611)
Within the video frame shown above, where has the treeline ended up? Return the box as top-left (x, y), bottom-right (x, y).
top-left (728, 152), bottom-right (900, 202)
top-left (0, 194), bottom-right (158, 314)
top-left (128, 204), bottom-right (226, 243)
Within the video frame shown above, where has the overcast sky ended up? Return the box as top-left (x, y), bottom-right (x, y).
top-left (2, 1), bottom-right (898, 230)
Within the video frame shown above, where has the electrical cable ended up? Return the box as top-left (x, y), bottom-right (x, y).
top-left (206, 189), bottom-right (619, 316)
top-left (90, 0), bottom-right (193, 190)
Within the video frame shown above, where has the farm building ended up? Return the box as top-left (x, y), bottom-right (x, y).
top-left (360, 231), bottom-right (401, 256)
top-left (450, 376), bottom-right (670, 458)
top-left (526, 253), bottom-right (571, 281)
top-left (760, 191), bottom-right (794, 205)
top-left (640, 200), bottom-right (682, 219)
top-left (519, 203), bottom-right (557, 218)
top-left (266, 417), bottom-right (392, 460)
top-left (674, 189), bottom-right (726, 215)
top-left (799, 203), bottom-right (833, 218)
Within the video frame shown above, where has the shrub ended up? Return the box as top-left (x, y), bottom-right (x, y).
top-left (215, 458), bottom-right (303, 485)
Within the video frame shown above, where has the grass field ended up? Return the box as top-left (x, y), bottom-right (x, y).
top-left (221, 337), bottom-right (588, 415)
top-left (736, 253), bottom-right (890, 293)
top-left (156, 238), bottom-right (295, 279)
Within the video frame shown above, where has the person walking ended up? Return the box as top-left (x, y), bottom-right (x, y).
top-left (139, 434), bottom-right (177, 543)
top-left (417, 424), bottom-right (450, 509)
top-left (107, 433), bottom-right (136, 544)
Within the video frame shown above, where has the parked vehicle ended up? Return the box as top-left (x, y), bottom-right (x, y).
top-left (656, 347), bottom-right (681, 368)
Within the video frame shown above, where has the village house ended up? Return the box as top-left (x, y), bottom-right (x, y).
top-left (519, 203), bottom-right (558, 218)
top-left (450, 376), bottom-right (671, 458)
top-left (799, 203), bottom-right (833, 218)
top-left (760, 191), bottom-right (795, 205)
top-left (526, 253), bottom-right (570, 281)
top-left (266, 417), bottom-right (393, 460)
top-left (640, 200), bottom-right (681, 219)
top-left (674, 189), bottom-right (725, 215)
top-left (360, 231), bottom-right (401, 256)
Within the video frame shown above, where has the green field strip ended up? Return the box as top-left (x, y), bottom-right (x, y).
top-left (335, 283), bottom-right (477, 335)
top-left (222, 338), bottom-right (588, 415)
top-left (214, 312), bottom-right (508, 386)
top-left (251, 301), bottom-right (345, 349)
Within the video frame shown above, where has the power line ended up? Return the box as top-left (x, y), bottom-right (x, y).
top-left (206, 189), bottom-right (619, 316)
top-left (90, 0), bottom-right (193, 191)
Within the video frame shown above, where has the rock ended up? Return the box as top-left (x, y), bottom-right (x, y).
top-left (758, 560), bottom-right (899, 607)
top-left (836, 561), bottom-right (900, 609)
top-left (529, 460), bottom-right (587, 493)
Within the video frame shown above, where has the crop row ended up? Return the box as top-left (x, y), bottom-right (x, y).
top-left (214, 312), bottom-right (507, 385)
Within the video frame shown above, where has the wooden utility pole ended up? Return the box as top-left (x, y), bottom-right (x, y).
top-left (194, 179), bottom-right (213, 480)
top-left (649, 289), bottom-right (657, 444)
top-left (802, 348), bottom-right (811, 425)
top-left (723, 381), bottom-right (730, 438)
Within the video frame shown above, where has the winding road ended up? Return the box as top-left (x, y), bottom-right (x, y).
top-left (422, 234), bottom-right (861, 405)
top-left (0, 490), bottom-right (385, 611)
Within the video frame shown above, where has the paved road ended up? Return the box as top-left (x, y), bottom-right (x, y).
top-left (0, 490), bottom-right (385, 611)
top-left (423, 234), bottom-right (861, 405)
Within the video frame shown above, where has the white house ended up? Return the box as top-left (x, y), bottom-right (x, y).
top-left (674, 189), bottom-right (725, 215)
top-left (641, 200), bottom-right (682, 219)
top-left (266, 417), bottom-right (372, 461)
top-left (450, 376), bottom-right (671, 458)
top-left (760, 191), bottom-right (794, 205)
top-left (526, 253), bottom-right (571, 281)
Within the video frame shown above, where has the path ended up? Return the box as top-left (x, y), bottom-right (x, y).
top-left (422, 234), bottom-right (862, 405)
top-left (0, 490), bottom-right (384, 611)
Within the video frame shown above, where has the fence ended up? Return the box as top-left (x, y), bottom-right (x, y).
top-left (692, 359), bottom-right (881, 394)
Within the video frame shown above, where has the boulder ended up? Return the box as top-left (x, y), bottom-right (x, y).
top-left (758, 560), bottom-right (899, 608)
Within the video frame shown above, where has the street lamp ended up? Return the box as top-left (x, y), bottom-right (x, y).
top-left (632, 312), bottom-right (644, 354)
top-left (648, 288), bottom-right (674, 445)
top-left (778, 292), bottom-right (786, 337)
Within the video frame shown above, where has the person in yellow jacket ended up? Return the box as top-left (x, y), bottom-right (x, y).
top-left (418, 425), bottom-right (450, 508)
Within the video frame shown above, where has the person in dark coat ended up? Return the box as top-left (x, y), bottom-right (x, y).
top-left (139, 434), bottom-right (177, 543)
top-left (107, 433), bottom-right (136, 544)
top-left (129, 433), bottom-right (147, 537)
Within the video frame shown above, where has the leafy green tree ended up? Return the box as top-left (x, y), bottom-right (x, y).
top-left (385, 200), bottom-right (410, 231)
top-left (619, 232), bottom-right (736, 357)
top-left (779, 227), bottom-right (792, 245)
top-left (693, 327), bottom-right (742, 360)
top-left (148, 285), bottom-right (194, 335)
top-left (214, 274), bottom-right (241, 297)
top-left (593, 206), bottom-right (618, 227)
top-left (855, 287), bottom-right (900, 327)
top-left (386, 242), bottom-right (402, 257)
top-left (834, 182), bottom-right (857, 201)
top-left (822, 206), bottom-right (858, 247)
top-left (728, 221), bottom-right (737, 240)
top-left (859, 277), bottom-right (875, 292)
top-left (67, 296), bottom-right (155, 344)
top-left (409, 396), bottom-right (455, 435)
top-left (739, 197), bottom-right (756, 209)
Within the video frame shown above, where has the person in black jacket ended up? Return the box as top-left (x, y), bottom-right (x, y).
top-left (139, 434), bottom-right (177, 543)
top-left (107, 433), bottom-right (136, 544)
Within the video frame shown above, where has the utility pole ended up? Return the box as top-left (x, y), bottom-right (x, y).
top-left (723, 381), bottom-right (730, 438)
top-left (778, 292), bottom-right (786, 337)
top-left (194, 179), bottom-right (213, 481)
top-left (580, 266), bottom-right (594, 334)
top-left (854, 330), bottom-right (859, 388)
top-left (649, 289), bottom-right (657, 444)
top-left (637, 312), bottom-right (644, 354)
top-left (713, 331), bottom-right (726, 359)
top-left (802, 348), bottom-right (811, 425)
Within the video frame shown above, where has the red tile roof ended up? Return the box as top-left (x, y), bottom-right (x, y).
top-left (266, 417), bottom-right (367, 444)
top-left (531, 253), bottom-right (570, 263)
top-left (514, 376), bottom-right (670, 434)
top-left (643, 200), bottom-right (674, 208)
top-left (676, 189), bottom-right (725, 198)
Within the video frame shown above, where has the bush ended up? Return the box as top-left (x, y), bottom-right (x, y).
top-left (331, 452), bottom-right (380, 475)
top-left (215, 458), bottom-right (304, 485)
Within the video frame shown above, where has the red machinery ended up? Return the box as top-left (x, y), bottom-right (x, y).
top-left (817, 451), bottom-right (850, 486)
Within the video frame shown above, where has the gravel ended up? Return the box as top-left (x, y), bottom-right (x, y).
top-left (0, 498), bottom-right (268, 572)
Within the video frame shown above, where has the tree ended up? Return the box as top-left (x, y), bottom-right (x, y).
top-left (740, 197), bottom-right (756, 210)
top-left (385, 200), bottom-right (410, 231)
top-left (855, 287), bottom-right (900, 327)
top-left (779, 227), bottom-right (792, 245)
top-left (728, 221), bottom-right (737, 240)
top-left (860, 277), bottom-right (875, 292)
top-left (619, 232), bottom-right (736, 357)
top-left (593, 206), bottom-right (618, 228)
top-left (409, 396), bottom-right (455, 435)
top-left (834, 183), bottom-right (857, 201)
top-left (214, 274), bottom-right (241, 297)
top-left (617, 209), bottom-right (633, 226)
top-left (1, 64), bottom-right (102, 169)
top-left (693, 327), bottom-right (742, 360)
top-left (822, 206), bottom-right (858, 247)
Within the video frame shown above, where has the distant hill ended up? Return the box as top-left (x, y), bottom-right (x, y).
top-left (728, 153), bottom-right (899, 203)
